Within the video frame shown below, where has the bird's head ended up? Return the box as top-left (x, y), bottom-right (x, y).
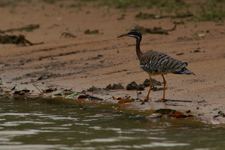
top-left (117, 29), bottom-right (142, 42)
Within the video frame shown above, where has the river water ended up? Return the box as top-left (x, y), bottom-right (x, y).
top-left (0, 96), bottom-right (224, 150)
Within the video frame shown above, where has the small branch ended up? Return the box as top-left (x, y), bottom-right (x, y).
top-left (32, 84), bottom-right (42, 93)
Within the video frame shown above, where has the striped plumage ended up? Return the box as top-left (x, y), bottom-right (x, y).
top-left (140, 50), bottom-right (194, 75)
top-left (117, 29), bottom-right (195, 102)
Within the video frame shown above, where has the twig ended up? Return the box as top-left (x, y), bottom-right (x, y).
top-left (32, 84), bottom-right (42, 93)
top-left (60, 32), bottom-right (76, 38)
top-left (11, 84), bottom-right (17, 91)
top-left (163, 99), bottom-right (192, 102)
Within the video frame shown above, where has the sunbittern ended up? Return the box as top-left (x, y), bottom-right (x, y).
top-left (117, 29), bottom-right (195, 102)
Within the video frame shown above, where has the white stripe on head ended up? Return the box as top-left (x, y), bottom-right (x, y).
top-left (129, 34), bottom-right (140, 40)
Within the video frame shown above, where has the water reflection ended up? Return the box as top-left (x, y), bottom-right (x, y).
top-left (0, 97), bottom-right (224, 150)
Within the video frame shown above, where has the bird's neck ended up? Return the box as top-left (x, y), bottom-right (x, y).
top-left (136, 40), bottom-right (143, 60)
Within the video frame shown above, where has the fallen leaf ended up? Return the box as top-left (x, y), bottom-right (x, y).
top-left (170, 111), bottom-right (185, 118)
top-left (64, 93), bottom-right (80, 99)
top-left (118, 99), bottom-right (132, 103)
top-left (147, 113), bottom-right (163, 118)
top-left (78, 95), bottom-right (88, 99)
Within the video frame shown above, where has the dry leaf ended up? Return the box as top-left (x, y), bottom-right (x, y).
top-left (78, 95), bottom-right (88, 99)
top-left (118, 99), bottom-right (132, 103)
top-left (170, 111), bottom-right (185, 118)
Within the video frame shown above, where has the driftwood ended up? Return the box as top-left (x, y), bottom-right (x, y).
top-left (0, 34), bottom-right (43, 46)
top-left (0, 24), bottom-right (40, 34)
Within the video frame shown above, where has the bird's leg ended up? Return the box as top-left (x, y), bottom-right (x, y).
top-left (145, 77), bottom-right (152, 101)
top-left (158, 75), bottom-right (166, 102)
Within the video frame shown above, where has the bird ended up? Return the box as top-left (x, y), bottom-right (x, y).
top-left (117, 29), bottom-right (195, 102)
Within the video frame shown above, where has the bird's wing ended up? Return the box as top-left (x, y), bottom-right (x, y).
top-left (140, 51), bottom-right (188, 74)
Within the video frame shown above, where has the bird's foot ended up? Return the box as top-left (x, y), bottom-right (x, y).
top-left (156, 98), bottom-right (166, 102)
top-left (144, 97), bottom-right (152, 102)
top-left (141, 97), bottom-right (152, 105)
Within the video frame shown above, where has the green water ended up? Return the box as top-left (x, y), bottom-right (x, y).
top-left (0, 96), bottom-right (224, 150)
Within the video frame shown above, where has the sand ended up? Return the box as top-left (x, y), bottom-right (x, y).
top-left (0, 1), bottom-right (225, 124)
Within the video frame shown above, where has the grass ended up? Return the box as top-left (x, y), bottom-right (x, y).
top-left (42, 0), bottom-right (60, 4)
top-left (96, 0), bottom-right (187, 13)
top-left (0, 0), bottom-right (225, 22)
top-left (197, 1), bottom-right (225, 21)
top-left (0, 0), bottom-right (19, 8)
top-left (96, 0), bottom-right (225, 21)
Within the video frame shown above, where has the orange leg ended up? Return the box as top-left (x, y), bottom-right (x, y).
top-left (158, 75), bottom-right (166, 102)
top-left (145, 77), bottom-right (152, 101)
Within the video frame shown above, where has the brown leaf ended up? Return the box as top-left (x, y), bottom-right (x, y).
top-left (78, 95), bottom-right (88, 99)
top-left (118, 99), bottom-right (132, 103)
top-left (170, 111), bottom-right (185, 118)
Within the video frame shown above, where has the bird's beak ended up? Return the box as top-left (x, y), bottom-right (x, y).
top-left (117, 33), bottom-right (129, 38)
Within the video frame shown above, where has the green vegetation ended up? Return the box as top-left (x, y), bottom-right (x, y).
top-left (0, 0), bottom-right (225, 22)
top-left (96, 0), bottom-right (188, 13)
top-left (0, 0), bottom-right (19, 7)
top-left (97, 0), bottom-right (160, 9)
top-left (96, 0), bottom-right (225, 21)
top-left (42, 0), bottom-right (60, 4)
top-left (197, 1), bottom-right (225, 21)
top-left (84, 29), bottom-right (99, 34)
top-left (64, 2), bottom-right (86, 9)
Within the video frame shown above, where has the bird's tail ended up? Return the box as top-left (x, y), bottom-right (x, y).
top-left (173, 68), bottom-right (195, 75)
